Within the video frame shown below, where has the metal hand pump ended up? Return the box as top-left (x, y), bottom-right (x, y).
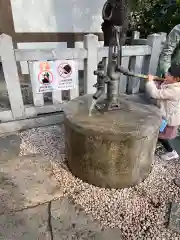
top-left (92, 0), bottom-right (164, 113)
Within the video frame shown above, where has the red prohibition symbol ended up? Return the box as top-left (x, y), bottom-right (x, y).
top-left (38, 71), bottom-right (53, 84)
top-left (58, 63), bottom-right (72, 78)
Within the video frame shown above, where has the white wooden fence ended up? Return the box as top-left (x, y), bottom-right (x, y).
top-left (0, 32), bottom-right (165, 133)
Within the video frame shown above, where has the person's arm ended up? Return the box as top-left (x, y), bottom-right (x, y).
top-left (146, 75), bottom-right (178, 100)
top-left (158, 24), bottom-right (180, 76)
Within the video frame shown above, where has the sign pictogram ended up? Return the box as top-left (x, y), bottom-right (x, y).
top-left (58, 63), bottom-right (72, 78)
top-left (55, 60), bottom-right (77, 90)
top-left (38, 71), bottom-right (53, 84)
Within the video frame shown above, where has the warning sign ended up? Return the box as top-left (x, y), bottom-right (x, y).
top-left (55, 60), bottom-right (77, 90)
top-left (31, 61), bottom-right (56, 93)
top-left (58, 63), bottom-right (72, 78)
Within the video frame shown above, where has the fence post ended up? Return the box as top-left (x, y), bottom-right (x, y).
top-left (158, 32), bottom-right (167, 53)
top-left (29, 62), bottom-right (44, 107)
top-left (139, 33), bottom-right (163, 92)
top-left (84, 34), bottom-right (98, 94)
top-left (132, 31), bottom-right (140, 40)
top-left (127, 55), bottom-right (144, 94)
top-left (147, 33), bottom-right (163, 75)
top-left (131, 31), bottom-right (142, 45)
top-left (0, 34), bottom-right (25, 119)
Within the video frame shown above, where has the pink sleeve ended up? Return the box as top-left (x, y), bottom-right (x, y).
top-left (146, 81), bottom-right (178, 100)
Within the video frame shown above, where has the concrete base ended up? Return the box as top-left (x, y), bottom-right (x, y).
top-left (64, 94), bottom-right (162, 189)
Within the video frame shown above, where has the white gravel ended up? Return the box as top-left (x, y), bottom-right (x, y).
top-left (19, 125), bottom-right (180, 240)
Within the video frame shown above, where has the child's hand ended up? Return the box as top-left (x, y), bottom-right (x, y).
top-left (147, 74), bottom-right (155, 81)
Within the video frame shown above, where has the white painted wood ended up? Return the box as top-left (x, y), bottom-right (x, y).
top-left (99, 41), bottom-right (104, 47)
top-left (0, 104), bottom-right (65, 123)
top-left (29, 62), bottom-right (44, 107)
top-left (20, 61), bottom-right (29, 75)
top-left (0, 113), bottom-right (64, 135)
top-left (52, 90), bottom-right (63, 104)
top-left (131, 39), bottom-right (147, 45)
top-left (119, 57), bottom-right (130, 93)
top-left (98, 45), bottom-right (151, 59)
top-left (25, 104), bottom-right (66, 118)
top-left (159, 32), bottom-right (167, 51)
top-left (0, 103), bottom-right (65, 123)
top-left (15, 48), bottom-right (87, 61)
top-left (18, 42), bottom-right (68, 74)
top-left (127, 56), bottom-right (144, 94)
top-left (132, 31), bottom-right (140, 40)
top-left (0, 34), bottom-right (25, 119)
top-left (0, 110), bottom-right (13, 122)
top-left (147, 33), bottom-right (162, 75)
top-left (74, 41), bottom-right (84, 70)
top-left (84, 34), bottom-right (99, 94)
top-left (70, 43), bottom-right (80, 99)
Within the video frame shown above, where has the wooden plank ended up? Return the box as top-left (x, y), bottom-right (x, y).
top-left (0, 113), bottom-right (64, 135)
top-left (25, 104), bottom-right (66, 118)
top-left (0, 104), bottom-right (65, 123)
top-left (132, 31), bottom-right (140, 39)
top-left (0, 103), bottom-right (65, 123)
top-left (70, 70), bottom-right (79, 99)
top-left (15, 48), bottom-right (87, 61)
top-left (139, 55), bottom-right (150, 92)
top-left (84, 34), bottom-right (99, 94)
top-left (0, 34), bottom-right (25, 119)
top-left (131, 39), bottom-right (147, 45)
top-left (19, 61), bottom-right (29, 74)
top-left (70, 44), bottom-right (80, 99)
top-left (98, 45), bottom-right (151, 59)
top-left (0, 110), bottom-right (13, 122)
top-left (52, 90), bottom-right (63, 105)
top-left (140, 33), bottom-right (166, 92)
top-left (17, 42), bottom-right (68, 74)
top-left (29, 61), bottom-right (44, 107)
top-left (147, 33), bottom-right (163, 75)
top-left (74, 41), bottom-right (84, 70)
top-left (127, 56), bottom-right (144, 94)
top-left (99, 41), bottom-right (104, 47)
top-left (119, 57), bottom-right (130, 93)
top-left (131, 31), bottom-right (140, 45)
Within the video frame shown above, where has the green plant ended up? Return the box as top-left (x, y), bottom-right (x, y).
top-left (128, 0), bottom-right (180, 37)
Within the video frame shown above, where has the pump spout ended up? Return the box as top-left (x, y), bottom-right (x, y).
top-left (93, 88), bottom-right (104, 100)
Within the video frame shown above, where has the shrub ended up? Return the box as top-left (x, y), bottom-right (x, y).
top-left (128, 0), bottom-right (180, 37)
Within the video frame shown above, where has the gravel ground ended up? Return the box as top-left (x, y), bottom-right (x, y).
top-left (19, 125), bottom-right (180, 240)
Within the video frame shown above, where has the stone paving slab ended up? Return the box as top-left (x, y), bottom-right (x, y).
top-left (172, 136), bottom-right (180, 155)
top-left (0, 154), bottom-right (63, 215)
top-left (0, 133), bottom-right (122, 239)
top-left (169, 202), bottom-right (180, 234)
top-left (0, 197), bottom-right (122, 240)
top-left (51, 198), bottom-right (122, 240)
top-left (0, 203), bottom-right (51, 240)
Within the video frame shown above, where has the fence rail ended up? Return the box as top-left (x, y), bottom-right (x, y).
top-left (0, 32), bottom-right (166, 133)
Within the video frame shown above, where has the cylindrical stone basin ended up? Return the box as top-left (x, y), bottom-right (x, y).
top-left (64, 94), bottom-right (161, 189)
